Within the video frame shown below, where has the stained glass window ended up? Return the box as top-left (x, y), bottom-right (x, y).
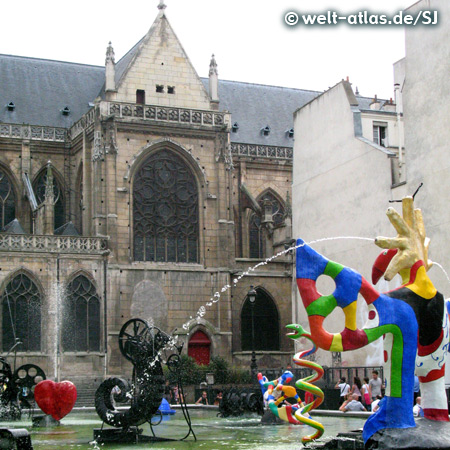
top-left (241, 289), bottom-right (279, 351)
top-left (2, 273), bottom-right (41, 352)
top-left (249, 191), bottom-right (284, 259)
top-left (249, 213), bottom-right (263, 259)
top-left (62, 275), bottom-right (100, 352)
top-left (34, 171), bottom-right (65, 230)
top-left (0, 169), bottom-right (15, 229)
top-left (133, 150), bottom-right (199, 263)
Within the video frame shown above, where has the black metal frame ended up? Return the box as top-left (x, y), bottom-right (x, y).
top-left (94, 318), bottom-right (196, 444)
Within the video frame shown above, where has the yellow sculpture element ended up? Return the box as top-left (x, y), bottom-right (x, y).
top-left (375, 196), bottom-right (433, 282)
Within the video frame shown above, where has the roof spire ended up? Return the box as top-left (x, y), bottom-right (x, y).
top-left (157, 0), bottom-right (166, 11)
top-left (105, 41), bottom-right (116, 95)
top-left (105, 41), bottom-right (115, 65)
top-left (209, 54), bottom-right (219, 106)
top-left (209, 54), bottom-right (218, 77)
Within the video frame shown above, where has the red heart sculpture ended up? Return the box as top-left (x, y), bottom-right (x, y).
top-left (34, 380), bottom-right (77, 421)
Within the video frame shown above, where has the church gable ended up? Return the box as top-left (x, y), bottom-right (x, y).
top-left (114, 12), bottom-right (211, 110)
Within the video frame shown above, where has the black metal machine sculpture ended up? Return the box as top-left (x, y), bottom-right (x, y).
top-left (218, 387), bottom-right (264, 418)
top-left (0, 356), bottom-right (46, 419)
top-left (94, 318), bottom-right (195, 444)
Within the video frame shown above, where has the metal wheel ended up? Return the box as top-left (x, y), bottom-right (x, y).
top-left (13, 364), bottom-right (46, 403)
top-left (166, 354), bottom-right (181, 374)
top-left (118, 318), bottom-right (150, 362)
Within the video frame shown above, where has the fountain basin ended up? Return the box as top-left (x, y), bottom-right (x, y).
top-left (1, 408), bottom-right (366, 449)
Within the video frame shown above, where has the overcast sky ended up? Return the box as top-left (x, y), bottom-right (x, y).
top-left (1, 0), bottom-right (419, 99)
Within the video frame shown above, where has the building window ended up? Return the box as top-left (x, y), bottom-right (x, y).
top-left (2, 273), bottom-right (41, 352)
top-left (62, 275), bottom-right (100, 352)
top-left (373, 123), bottom-right (387, 147)
top-left (0, 169), bottom-right (15, 229)
top-left (156, 85), bottom-right (164, 93)
top-left (167, 86), bottom-right (175, 94)
top-left (241, 288), bottom-right (279, 351)
top-left (136, 89), bottom-right (146, 104)
top-left (249, 191), bottom-right (284, 259)
top-left (34, 170), bottom-right (65, 230)
top-left (133, 149), bottom-right (199, 263)
top-left (249, 213), bottom-right (263, 259)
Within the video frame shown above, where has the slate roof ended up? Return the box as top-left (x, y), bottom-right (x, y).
top-left (54, 221), bottom-right (80, 236)
top-left (2, 219), bottom-right (26, 234)
top-left (202, 78), bottom-right (319, 147)
top-left (0, 54), bottom-right (104, 128)
top-left (0, 53), bottom-right (389, 147)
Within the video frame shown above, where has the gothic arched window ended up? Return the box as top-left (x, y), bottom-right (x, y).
top-left (34, 170), bottom-right (65, 231)
top-left (249, 213), bottom-right (263, 259)
top-left (62, 275), bottom-right (100, 352)
top-left (249, 191), bottom-right (284, 259)
top-left (2, 273), bottom-right (41, 352)
top-left (0, 169), bottom-right (15, 229)
top-left (133, 150), bottom-right (199, 263)
top-left (240, 288), bottom-right (280, 351)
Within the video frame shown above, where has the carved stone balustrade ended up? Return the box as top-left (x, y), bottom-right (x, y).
top-left (0, 124), bottom-right (66, 142)
top-left (107, 102), bottom-right (227, 128)
top-left (230, 143), bottom-right (293, 161)
top-left (0, 234), bottom-right (108, 255)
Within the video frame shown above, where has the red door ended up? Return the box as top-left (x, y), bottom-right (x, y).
top-left (188, 330), bottom-right (211, 365)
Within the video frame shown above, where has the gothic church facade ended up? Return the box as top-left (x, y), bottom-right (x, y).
top-left (0, 6), bottom-right (309, 383)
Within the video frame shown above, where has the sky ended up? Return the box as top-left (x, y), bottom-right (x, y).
top-left (1, 0), bottom-right (420, 99)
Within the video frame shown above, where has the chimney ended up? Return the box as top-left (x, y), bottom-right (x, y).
top-left (370, 94), bottom-right (381, 111)
top-left (383, 98), bottom-right (396, 112)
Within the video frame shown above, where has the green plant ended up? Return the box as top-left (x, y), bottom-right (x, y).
top-left (163, 354), bottom-right (203, 385)
top-left (208, 356), bottom-right (229, 384)
top-left (228, 367), bottom-right (252, 385)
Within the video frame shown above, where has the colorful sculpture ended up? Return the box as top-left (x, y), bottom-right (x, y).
top-left (34, 380), bottom-right (77, 421)
top-left (291, 196), bottom-right (449, 443)
top-left (257, 331), bottom-right (325, 443)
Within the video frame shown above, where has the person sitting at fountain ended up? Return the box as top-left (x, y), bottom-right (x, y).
top-left (196, 391), bottom-right (209, 405)
top-left (339, 393), bottom-right (366, 412)
top-left (164, 380), bottom-right (173, 403)
top-left (335, 377), bottom-right (350, 406)
top-left (350, 377), bottom-right (362, 402)
top-left (371, 395), bottom-right (382, 413)
top-left (172, 386), bottom-right (179, 404)
top-left (214, 391), bottom-right (223, 406)
top-left (413, 397), bottom-right (424, 417)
